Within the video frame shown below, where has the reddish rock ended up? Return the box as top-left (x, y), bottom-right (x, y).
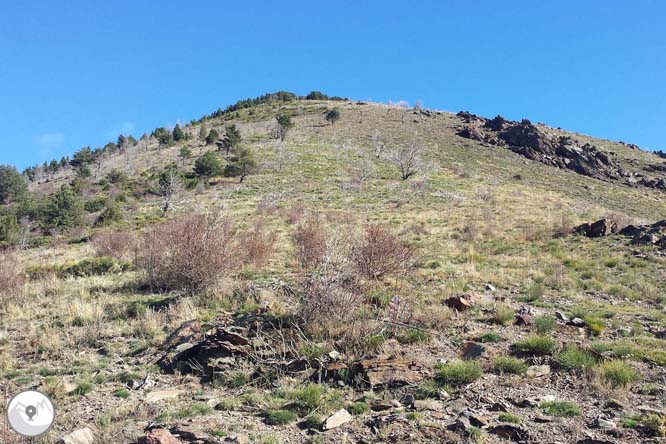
top-left (445, 296), bottom-right (472, 311)
top-left (138, 429), bottom-right (181, 444)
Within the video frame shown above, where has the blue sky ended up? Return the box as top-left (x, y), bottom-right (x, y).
top-left (1, 1), bottom-right (665, 169)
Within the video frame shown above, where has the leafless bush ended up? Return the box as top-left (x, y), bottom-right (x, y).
top-left (91, 230), bottom-right (136, 261)
top-left (352, 225), bottom-right (413, 280)
top-left (388, 142), bottom-right (425, 180)
top-left (297, 241), bottom-right (369, 349)
top-left (552, 214), bottom-right (575, 238)
top-left (292, 217), bottom-right (328, 268)
top-left (280, 204), bottom-right (306, 225)
top-left (136, 212), bottom-right (240, 293)
top-left (0, 251), bottom-right (25, 306)
top-left (257, 192), bottom-right (286, 214)
top-left (240, 221), bottom-right (278, 267)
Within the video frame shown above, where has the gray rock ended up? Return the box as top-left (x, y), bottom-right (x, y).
top-left (461, 341), bottom-right (485, 360)
top-left (526, 365), bottom-right (551, 378)
top-left (323, 409), bottom-right (352, 430)
top-left (60, 428), bottom-right (94, 444)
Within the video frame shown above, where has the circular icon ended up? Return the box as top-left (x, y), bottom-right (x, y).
top-left (6, 390), bottom-right (55, 437)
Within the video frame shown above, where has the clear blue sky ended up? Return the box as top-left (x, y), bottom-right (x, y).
top-left (1, 1), bottom-right (665, 169)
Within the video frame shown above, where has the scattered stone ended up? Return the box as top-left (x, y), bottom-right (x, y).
top-left (488, 424), bottom-right (529, 441)
top-left (447, 417), bottom-right (472, 433)
top-left (604, 399), bottom-right (625, 411)
top-left (138, 429), bottom-right (181, 444)
top-left (485, 284), bottom-right (496, 292)
top-left (224, 435), bottom-right (249, 444)
top-left (595, 417), bottom-right (616, 429)
top-left (355, 358), bottom-right (423, 387)
top-left (555, 311), bottom-right (570, 322)
top-left (444, 296), bottom-right (472, 311)
top-left (468, 414), bottom-right (490, 428)
top-left (574, 219), bottom-right (618, 238)
top-left (533, 415), bottom-right (553, 423)
top-left (145, 389), bottom-right (182, 403)
top-left (323, 409), bottom-right (352, 430)
top-left (414, 399), bottom-right (446, 412)
top-left (570, 317), bottom-right (586, 327)
top-left (461, 341), bottom-right (485, 360)
top-left (371, 399), bottom-right (401, 411)
top-left (514, 313), bottom-right (534, 326)
top-left (328, 350), bottom-right (341, 361)
top-left (526, 365), bottom-right (551, 378)
top-left (60, 428), bottom-right (95, 444)
top-left (577, 439), bottom-right (615, 444)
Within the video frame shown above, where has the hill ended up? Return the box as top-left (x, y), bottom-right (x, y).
top-left (1, 93), bottom-right (665, 444)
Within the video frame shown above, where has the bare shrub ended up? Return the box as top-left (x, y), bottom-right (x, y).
top-left (257, 192), bottom-right (286, 215)
top-left (240, 221), bottom-right (278, 267)
top-left (388, 142), bottom-right (425, 180)
top-left (352, 225), bottom-right (413, 280)
top-left (298, 242), bottom-right (369, 351)
top-left (552, 214), bottom-right (575, 238)
top-left (0, 251), bottom-right (25, 307)
top-left (280, 204), bottom-right (306, 225)
top-left (292, 217), bottom-right (328, 268)
top-left (136, 213), bottom-right (240, 293)
top-left (91, 230), bottom-right (136, 261)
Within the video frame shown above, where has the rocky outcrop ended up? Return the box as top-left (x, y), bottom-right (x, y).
top-left (574, 219), bottom-right (619, 238)
top-left (619, 220), bottom-right (666, 247)
top-left (456, 112), bottom-right (666, 191)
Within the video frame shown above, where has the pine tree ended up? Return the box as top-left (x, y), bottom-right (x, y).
top-left (222, 124), bottom-right (242, 154)
top-left (199, 122), bottom-right (208, 141)
top-left (205, 128), bottom-right (219, 145)
top-left (172, 124), bottom-right (185, 142)
top-left (224, 147), bottom-right (257, 183)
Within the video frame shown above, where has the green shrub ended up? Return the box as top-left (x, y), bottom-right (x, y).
top-left (539, 400), bottom-right (581, 417)
top-left (287, 384), bottom-right (324, 411)
top-left (44, 185), bottom-right (83, 230)
top-left (347, 401), bottom-right (370, 415)
top-left (415, 379), bottom-right (440, 399)
top-left (478, 332), bottom-right (502, 343)
top-left (493, 304), bottom-right (515, 326)
top-left (436, 360), bottom-right (482, 386)
top-left (643, 414), bottom-right (666, 437)
top-left (591, 341), bottom-right (643, 359)
top-left (0, 165), bottom-right (27, 204)
top-left (534, 316), bottom-right (556, 335)
top-left (84, 196), bottom-right (108, 213)
top-left (600, 360), bottom-right (637, 387)
top-left (194, 151), bottom-right (224, 178)
top-left (498, 412), bottom-right (520, 424)
top-left (265, 409), bottom-right (297, 425)
top-left (523, 283), bottom-right (543, 302)
top-left (303, 414), bottom-right (323, 429)
top-left (515, 335), bottom-right (556, 355)
top-left (94, 203), bottom-right (123, 227)
top-left (493, 356), bottom-right (527, 374)
top-left (112, 388), bottom-right (129, 399)
top-left (555, 346), bottom-right (597, 370)
top-left (399, 328), bottom-right (430, 344)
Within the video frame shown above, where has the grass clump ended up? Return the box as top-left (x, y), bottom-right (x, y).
top-left (347, 401), bottom-right (370, 415)
top-left (555, 346), bottom-right (597, 370)
top-left (493, 356), bottom-right (527, 374)
top-left (478, 332), bottom-right (502, 343)
top-left (112, 388), bottom-right (130, 399)
top-left (498, 412), bottom-right (520, 424)
top-left (643, 414), bottom-right (666, 437)
top-left (415, 379), bottom-right (440, 399)
top-left (600, 360), bottom-right (637, 387)
top-left (514, 335), bottom-right (555, 355)
top-left (539, 400), bottom-right (581, 417)
top-left (492, 304), bottom-right (515, 326)
top-left (534, 316), bottom-right (556, 335)
top-left (265, 409), bottom-right (297, 425)
top-left (436, 360), bottom-right (482, 387)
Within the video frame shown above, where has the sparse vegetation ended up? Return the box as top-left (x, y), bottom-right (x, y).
top-left (436, 360), bottom-right (482, 386)
top-left (515, 335), bottom-right (556, 355)
top-left (539, 400), bottom-right (581, 417)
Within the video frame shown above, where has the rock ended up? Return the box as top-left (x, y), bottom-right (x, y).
top-left (461, 341), bottom-right (485, 360)
top-left (526, 365), bottom-right (551, 378)
top-left (511, 397), bottom-right (538, 408)
top-left (323, 409), bottom-right (352, 430)
top-left (555, 311), bottom-right (570, 322)
top-left (371, 399), bottom-right (401, 411)
top-left (355, 358), bottom-right (423, 387)
top-left (485, 284), bottom-right (496, 292)
top-left (138, 429), bottom-right (181, 444)
top-left (514, 313), bottom-right (534, 326)
top-left (145, 389), bottom-right (182, 403)
top-left (604, 399), bottom-right (625, 411)
top-left (577, 439), bottom-right (615, 444)
top-left (328, 350), bottom-right (341, 361)
top-left (445, 296), bottom-right (472, 311)
top-left (60, 428), bottom-right (95, 444)
top-left (401, 393), bottom-right (415, 408)
top-left (224, 436), bottom-right (249, 444)
top-left (413, 399), bottom-right (446, 412)
top-left (488, 424), bottom-right (529, 441)
top-left (571, 317), bottom-right (586, 327)
top-left (468, 414), bottom-right (490, 428)
top-left (574, 219), bottom-right (618, 238)
top-left (596, 417), bottom-right (616, 429)
top-left (447, 417), bottom-right (472, 433)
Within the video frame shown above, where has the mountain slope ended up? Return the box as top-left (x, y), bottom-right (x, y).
top-left (1, 96), bottom-right (665, 444)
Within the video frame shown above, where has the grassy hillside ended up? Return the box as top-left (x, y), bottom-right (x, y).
top-left (1, 96), bottom-right (665, 443)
